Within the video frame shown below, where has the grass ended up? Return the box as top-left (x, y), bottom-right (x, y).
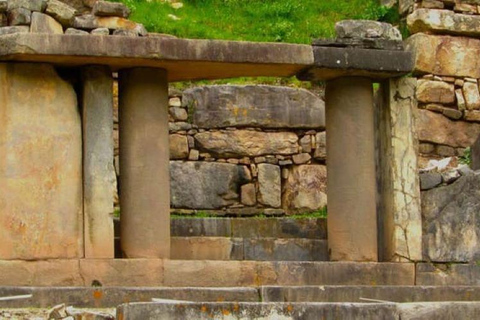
top-left (115, 0), bottom-right (396, 44)
top-left (170, 207), bottom-right (327, 219)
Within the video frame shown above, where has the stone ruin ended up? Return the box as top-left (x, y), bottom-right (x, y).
top-left (1, 0), bottom-right (480, 318)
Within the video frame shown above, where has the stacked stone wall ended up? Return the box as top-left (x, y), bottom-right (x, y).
top-left (113, 84), bottom-right (328, 216)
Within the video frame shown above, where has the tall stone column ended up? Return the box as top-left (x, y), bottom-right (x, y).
top-left (119, 68), bottom-right (171, 258)
top-left (326, 77), bottom-right (377, 261)
top-left (82, 66), bottom-right (116, 258)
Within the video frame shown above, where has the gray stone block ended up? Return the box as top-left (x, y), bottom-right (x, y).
top-left (243, 238), bottom-right (328, 261)
top-left (170, 218), bottom-right (231, 237)
top-left (417, 263), bottom-right (480, 286)
top-left (420, 172), bottom-right (442, 190)
top-left (183, 85), bottom-right (325, 130)
top-left (92, 0), bottom-right (130, 18)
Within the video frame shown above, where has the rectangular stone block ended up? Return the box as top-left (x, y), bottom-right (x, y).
top-left (407, 33), bottom-right (480, 78)
top-left (0, 63), bottom-right (83, 260)
top-left (170, 218), bottom-right (232, 237)
top-left (231, 218), bottom-right (327, 239)
top-left (243, 238), bottom-right (328, 261)
top-left (171, 237), bottom-right (235, 260)
top-left (416, 263), bottom-right (480, 286)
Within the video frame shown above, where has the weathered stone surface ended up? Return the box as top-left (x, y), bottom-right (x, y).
top-left (30, 12), bottom-right (63, 34)
top-left (376, 78), bottom-right (422, 262)
top-left (65, 27), bottom-right (88, 35)
top-left (465, 110), bottom-right (480, 122)
top-left (422, 173), bottom-right (480, 262)
top-left (314, 131), bottom-right (326, 160)
top-left (0, 0), bottom-right (7, 12)
top-left (92, 0), bottom-right (130, 18)
top-left (417, 109), bottom-right (480, 147)
top-left (73, 14), bottom-right (146, 35)
top-left (416, 80), bottom-right (455, 104)
top-left (399, 0), bottom-right (415, 14)
top-left (46, 0), bottom-right (76, 27)
top-left (416, 263), bottom-right (480, 285)
top-left (243, 238), bottom-right (328, 261)
top-left (169, 107), bottom-right (188, 121)
top-left (442, 108), bottom-right (463, 120)
top-left (408, 9), bottom-right (480, 36)
top-left (91, 27), bottom-right (109, 35)
top-left (282, 165), bottom-right (327, 215)
top-left (7, 0), bottom-right (45, 11)
top-left (82, 66), bottom-right (115, 259)
top-left (231, 218), bottom-right (328, 239)
top-left (257, 164), bottom-right (281, 208)
top-left (170, 161), bottom-right (250, 209)
top-left (194, 130), bottom-right (298, 158)
top-left (183, 85), bottom-right (325, 129)
top-left (407, 33), bottom-right (480, 78)
top-left (472, 134), bottom-right (480, 170)
top-left (292, 153), bottom-right (311, 164)
top-left (420, 0), bottom-right (444, 9)
top-left (0, 63), bottom-right (82, 260)
top-left (171, 237), bottom-right (236, 260)
top-left (58, 0), bottom-right (89, 13)
top-left (0, 25), bottom-right (28, 34)
top-left (464, 82), bottom-right (480, 110)
top-left (399, 302), bottom-right (480, 320)
top-left (112, 28), bottom-right (137, 37)
top-left (8, 8), bottom-right (30, 25)
top-left (169, 134), bottom-right (189, 159)
top-left (300, 135), bottom-right (312, 153)
top-left (420, 172), bottom-right (442, 190)
top-left (335, 20), bottom-right (402, 40)
top-left (241, 183), bottom-right (256, 206)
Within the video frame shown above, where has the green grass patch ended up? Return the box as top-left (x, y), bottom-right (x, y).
top-left (115, 0), bottom-right (396, 44)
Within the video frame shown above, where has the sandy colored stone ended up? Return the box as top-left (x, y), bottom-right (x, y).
top-left (73, 14), bottom-right (146, 35)
top-left (408, 9), bottom-right (480, 36)
top-left (416, 79), bottom-right (455, 104)
top-left (8, 7), bottom-right (30, 26)
top-left (171, 237), bottom-right (234, 260)
top-left (46, 0), bottom-right (77, 27)
top-left (407, 33), bottom-right (480, 78)
top-left (7, 0), bottom-right (45, 11)
top-left (465, 110), bottom-right (480, 122)
top-left (463, 82), bottom-right (480, 109)
top-left (194, 130), bottom-right (298, 158)
top-left (292, 153), bottom-right (311, 164)
top-left (169, 134), bottom-right (189, 159)
top-left (241, 183), bottom-right (256, 206)
top-left (92, 0), bottom-right (130, 18)
top-left (30, 12), bottom-right (63, 34)
top-left (282, 165), bottom-right (327, 215)
top-left (0, 63), bottom-right (83, 260)
top-left (455, 89), bottom-right (466, 111)
top-left (417, 108), bottom-right (480, 147)
top-left (314, 131), bottom-right (327, 160)
top-left (257, 164), bottom-right (281, 208)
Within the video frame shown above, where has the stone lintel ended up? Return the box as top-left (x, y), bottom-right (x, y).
top-left (0, 33), bottom-right (313, 81)
top-left (298, 46), bottom-right (414, 81)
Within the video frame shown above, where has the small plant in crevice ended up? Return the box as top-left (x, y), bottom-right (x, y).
top-left (459, 147), bottom-right (472, 166)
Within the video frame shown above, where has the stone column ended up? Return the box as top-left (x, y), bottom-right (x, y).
top-left (326, 77), bottom-right (377, 261)
top-left (82, 66), bottom-right (116, 258)
top-left (119, 68), bottom-right (171, 258)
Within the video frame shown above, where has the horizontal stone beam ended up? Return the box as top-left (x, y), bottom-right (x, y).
top-left (298, 47), bottom-right (414, 81)
top-left (0, 33), bottom-right (413, 82)
top-left (0, 33), bottom-right (313, 81)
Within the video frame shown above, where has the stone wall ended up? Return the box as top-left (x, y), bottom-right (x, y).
top-left (113, 85), bottom-right (327, 216)
top-left (400, 0), bottom-right (480, 262)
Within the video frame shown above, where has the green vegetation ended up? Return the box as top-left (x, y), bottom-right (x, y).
top-left (171, 207), bottom-right (327, 219)
top-left (116, 0), bottom-right (396, 44)
top-left (459, 147), bottom-right (472, 166)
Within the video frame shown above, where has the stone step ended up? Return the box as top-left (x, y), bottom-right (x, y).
top-left (117, 301), bottom-right (480, 320)
top-left (170, 237), bottom-right (328, 261)
top-left (0, 260), bottom-right (414, 287)
top-left (3, 286), bottom-right (480, 309)
top-left (114, 217), bottom-right (327, 239)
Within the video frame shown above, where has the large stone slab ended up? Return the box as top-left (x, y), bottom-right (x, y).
top-left (257, 164), bottom-right (281, 208)
top-left (407, 33), bottom-right (480, 78)
top-left (408, 9), bottom-right (480, 37)
top-left (183, 85), bottom-right (325, 129)
top-left (117, 301), bottom-right (399, 320)
top-left (194, 130), bottom-right (298, 158)
top-left (422, 173), bottom-right (480, 262)
top-left (417, 263), bottom-right (480, 286)
top-left (0, 63), bottom-right (83, 260)
top-left (416, 109), bottom-right (480, 147)
top-left (170, 161), bottom-right (250, 209)
top-left (282, 165), bottom-right (327, 215)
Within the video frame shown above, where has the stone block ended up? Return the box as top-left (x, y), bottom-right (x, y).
top-left (0, 13), bottom-right (6, 26)
top-left (46, 0), bottom-right (76, 27)
top-left (416, 263), bottom-right (480, 285)
top-left (416, 79), bottom-right (455, 104)
top-left (464, 82), bottom-right (480, 110)
top-left (282, 165), bottom-right (327, 215)
top-left (169, 106), bottom-right (188, 121)
top-left (314, 131), bottom-right (326, 160)
top-left (335, 20), bottom-right (402, 40)
top-left (30, 12), bottom-right (63, 33)
top-left (231, 218), bottom-right (327, 239)
top-left (408, 9), bottom-right (480, 36)
top-left (194, 130), bottom-right (298, 158)
top-left (417, 109), bottom-right (480, 147)
top-left (92, 0), bottom-right (130, 18)
top-left (59, 0), bottom-right (89, 12)
top-left (422, 173), bottom-right (480, 262)
top-left (299, 135), bottom-right (312, 153)
top-left (170, 161), bottom-right (250, 209)
top-left (420, 172), bottom-right (443, 190)
top-left (7, 0), bottom-right (45, 11)
top-left (465, 110), bottom-right (480, 122)
top-left (0, 0), bottom-right (6, 12)
top-left (292, 153), bottom-right (311, 164)
top-left (241, 183), bottom-right (256, 206)
top-left (79, 259), bottom-right (163, 287)
top-left (243, 238), bottom-right (328, 261)
top-left (442, 108), bottom-right (463, 120)
top-left (420, 0), bottom-right (444, 8)
top-left (171, 237), bottom-right (234, 260)
top-left (0, 25), bottom-right (28, 34)
top-left (73, 14), bottom-right (147, 35)
top-left (65, 27), bottom-right (88, 35)
top-left (257, 164), bottom-right (281, 208)
top-left (8, 7), bottom-right (30, 25)
top-left (407, 33), bottom-right (480, 78)
top-left (91, 27), bottom-right (109, 35)
top-left (183, 85), bottom-right (325, 129)
top-left (169, 134), bottom-right (189, 159)
top-left (0, 63), bottom-right (82, 260)
top-left (170, 218), bottom-right (231, 237)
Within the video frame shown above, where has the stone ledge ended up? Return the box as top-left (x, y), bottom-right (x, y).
top-left (0, 33), bottom-right (313, 81)
top-left (0, 259), bottom-right (415, 287)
